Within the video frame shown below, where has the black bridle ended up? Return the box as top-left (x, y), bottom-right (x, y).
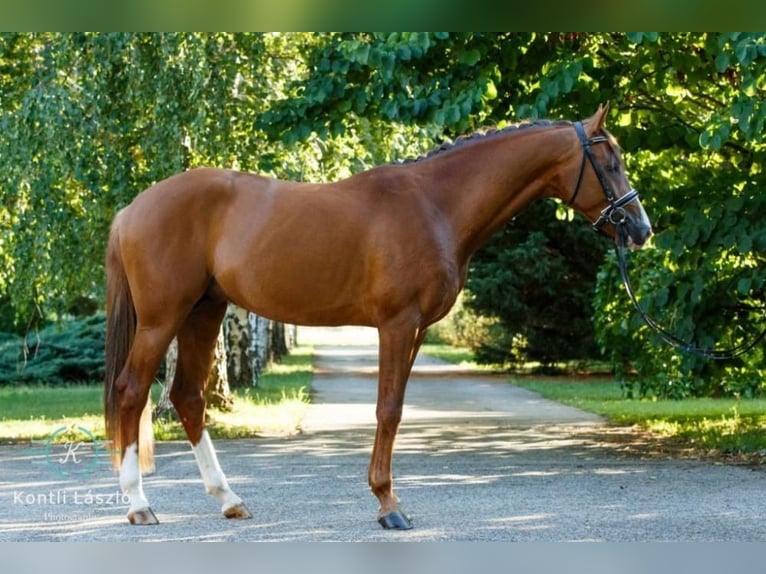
top-left (572, 121), bottom-right (766, 360)
top-left (570, 121), bottom-right (640, 231)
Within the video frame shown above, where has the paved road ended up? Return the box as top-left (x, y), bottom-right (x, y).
top-left (1, 327), bottom-right (764, 541)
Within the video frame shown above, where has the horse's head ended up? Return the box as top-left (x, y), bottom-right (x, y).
top-left (565, 104), bottom-right (652, 249)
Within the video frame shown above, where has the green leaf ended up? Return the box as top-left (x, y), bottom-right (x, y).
top-left (414, 32), bottom-right (431, 53)
top-left (544, 78), bottom-right (559, 99)
top-left (446, 105), bottom-right (461, 124)
top-left (484, 79), bottom-right (497, 100)
top-left (735, 39), bottom-right (752, 64)
top-left (381, 99), bottom-right (399, 120)
top-left (560, 70), bottom-right (575, 93)
top-left (737, 277), bottom-right (752, 295)
top-left (353, 43), bottom-right (370, 66)
top-left (715, 52), bottom-right (730, 73)
top-left (458, 49), bottom-right (481, 66)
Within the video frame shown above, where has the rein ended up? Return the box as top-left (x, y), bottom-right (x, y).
top-left (614, 227), bottom-right (766, 360)
top-left (572, 121), bottom-right (766, 360)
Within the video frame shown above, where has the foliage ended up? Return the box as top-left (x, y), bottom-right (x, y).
top-left (464, 202), bottom-right (609, 369)
top-left (259, 32), bottom-right (766, 395)
top-left (589, 34), bottom-right (766, 398)
top-left (0, 314), bottom-right (105, 385)
top-left (2, 33), bottom-right (766, 396)
top-left (0, 32), bottom-right (431, 329)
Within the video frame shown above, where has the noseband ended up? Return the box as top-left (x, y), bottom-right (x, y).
top-left (569, 121), bottom-right (639, 232)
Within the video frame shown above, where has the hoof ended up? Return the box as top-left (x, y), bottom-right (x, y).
top-left (223, 502), bottom-right (253, 519)
top-left (127, 507), bottom-right (159, 525)
top-left (378, 509), bottom-right (413, 530)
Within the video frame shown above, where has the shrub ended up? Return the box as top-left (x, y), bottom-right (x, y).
top-left (0, 314), bottom-right (105, 385)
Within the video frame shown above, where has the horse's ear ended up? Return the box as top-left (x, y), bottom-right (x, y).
top-left (584, 103), bottom-right (610, 134)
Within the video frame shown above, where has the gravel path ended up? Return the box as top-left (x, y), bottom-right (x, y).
top-left (1, 327), bottom-right (764, 541)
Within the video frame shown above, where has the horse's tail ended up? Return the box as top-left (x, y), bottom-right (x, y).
top-left (104, 218), bottom-right (155, 473)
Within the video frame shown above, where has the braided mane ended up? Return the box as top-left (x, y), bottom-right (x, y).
top-left (403, 119), bottom-right (568, 164)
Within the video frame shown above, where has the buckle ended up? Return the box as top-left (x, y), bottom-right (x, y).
top-left (608, 206), bottom-right (627, 225)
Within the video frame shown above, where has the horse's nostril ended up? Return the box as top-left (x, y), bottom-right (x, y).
top-left (632, 226), bottom-right (652, 248)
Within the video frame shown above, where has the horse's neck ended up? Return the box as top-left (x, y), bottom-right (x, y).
top-left (423, 127), bottom-right (573, 262)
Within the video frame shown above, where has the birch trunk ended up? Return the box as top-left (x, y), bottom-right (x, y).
top-left (204, 327), bottom-right (233, 411)
top-left (155, 305), bottom-right (294, 419)
top-left (154, 325), bottom-right (233, 418)
top-left (224, 305), bottom-right (256, 388)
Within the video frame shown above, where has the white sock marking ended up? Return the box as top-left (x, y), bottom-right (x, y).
top-left (192, 429), bottom-right (243, 512)
top-left (119, 442), bottom-right (150, 514)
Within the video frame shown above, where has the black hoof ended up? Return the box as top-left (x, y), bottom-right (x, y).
top-left (378, 509), bottom-right (413, 530)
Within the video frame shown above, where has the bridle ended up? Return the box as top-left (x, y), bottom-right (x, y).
top-left (570, 121), bottom-right (766, 360)
top-left (569, 121), bottom-right (640, 231)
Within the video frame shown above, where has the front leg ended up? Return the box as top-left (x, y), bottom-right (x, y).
top-left (369, 319), bottom-right (426, 530)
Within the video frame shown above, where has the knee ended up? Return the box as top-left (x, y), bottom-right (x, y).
top-left (169, 387), bottom-right (204, 413)
top-left (376, 401), bottom-right (402, 425)
top-left (117, 377), bottom-right (148, 412)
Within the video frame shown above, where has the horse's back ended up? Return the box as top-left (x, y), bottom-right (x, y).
top-left (113, 166), bottom-right (460, 328)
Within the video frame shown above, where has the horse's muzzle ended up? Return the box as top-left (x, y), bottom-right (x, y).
top-left (625, 216), bottom-right (652, 250)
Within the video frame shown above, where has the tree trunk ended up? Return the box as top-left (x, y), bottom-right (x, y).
top-left (154, 306), bottom-right (294, 419)
top-left (153, 338), bottom-right (178, 420)
top-left (204, 327), bottom-right (233, 411)
top-left (249, 311), bottom-right (270, 384)
top-left (224, 305), bottom-right (295, 387)
top-left (269, 321), bottom-right (288, 364)
top-left (154, 325), bottom-right (233, 418)
top-left (224, 305), bottom-right (256, 388)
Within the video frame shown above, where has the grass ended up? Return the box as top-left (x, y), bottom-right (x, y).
top-left (156, 346), bottom-right (313, 440)
top-left (420, 343), bottom-right (488, 369)
top-left (0, 346), bottom-right (313, 443)
top-left (4, 341), bottom-right (765, 458)
top-left (424, 342), bottom-right (766, 456)
top-left (0, 385), bottom-right (106, 442)
top-left (513, 379), bottom-right (766, 455)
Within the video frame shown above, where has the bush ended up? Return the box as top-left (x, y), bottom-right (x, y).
top-left (594, 245), bottom-right (766, 400)
top-left (462, 201), bottom-right (610, 370)
top-left (0, 314), bottom-right (105, 385)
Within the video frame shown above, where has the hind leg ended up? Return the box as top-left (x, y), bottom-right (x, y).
top-left (117, 325), bottom-right (176, 525)
top-left (171, 298), bottom-right (251, 520)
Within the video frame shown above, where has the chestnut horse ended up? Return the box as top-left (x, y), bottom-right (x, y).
top-left (104, 105), bottom-right (651, 529)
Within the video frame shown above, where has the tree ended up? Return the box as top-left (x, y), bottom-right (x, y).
top-left (0, 33), bottom-right (425, 398)
top-left (224, 306), bottom-right (259, 389)
top-left (3, 33), bottom-right (765, 397)
top-left (1, 32), bottom-right (430, 320)
top-left (257, 32), bottom-right (766, 395)
top-left (465, 201), bottom-right (610, 369)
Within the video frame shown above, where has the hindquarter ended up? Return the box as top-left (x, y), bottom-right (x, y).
top-left (114, 169), bottom-right (246, 324)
